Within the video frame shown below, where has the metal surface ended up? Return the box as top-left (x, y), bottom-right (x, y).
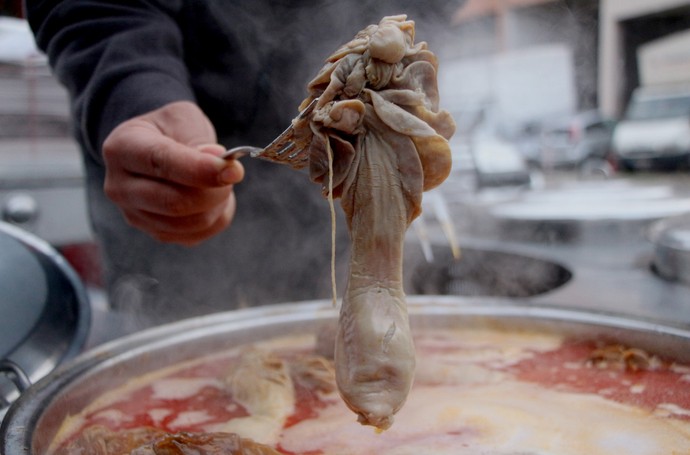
top-left (0, 222), bottom-right (90, 422)
top-left (649, 212), bottom-right (690, 284)
top-left (426, 174), bottom-right (690, 328)
top-left (221, 145), bottom-right (261, 160)
top-left (407, 245), bottom-right (572, 297)
top-left (2, 298), bottom-right (690, 454)
top-left (484, 180), bottom-right (690, 244)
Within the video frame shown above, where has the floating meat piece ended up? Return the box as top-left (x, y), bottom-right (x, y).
top-left (292, 15), bottom-right (455, 429)
top-left (587, 344), bottom-right (659, 372)
top-left (215, 351), bottom-right (336, 444)
top-left (219, 351), bottom-right (295, 445)
top-left (54, 426), bottom-right (166, 455)
top-left (290, 354), bottom-right (337, 394)
top-left (55, 426), bottom-right (280, 455)
top-left (131, 431), bottom-right (282, 455)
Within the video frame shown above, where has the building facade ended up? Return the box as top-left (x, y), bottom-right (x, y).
top-left (599, 0), bottom-right (690, 116)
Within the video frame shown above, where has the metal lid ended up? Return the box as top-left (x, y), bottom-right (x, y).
top-left (649, 213), bottom-right (690, 285)
top-left (485, 181), bottom-right (690, 244)
top-left (649, 213), bottom-right (690, 251)
top-left (0, 221), bottom-right (90, 421)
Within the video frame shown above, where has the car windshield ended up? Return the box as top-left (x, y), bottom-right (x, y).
top-left (625, 94), bottom-right (690, 120)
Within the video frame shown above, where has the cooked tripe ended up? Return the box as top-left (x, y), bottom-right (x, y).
top-left (292, 15), bottom-right (455, 429)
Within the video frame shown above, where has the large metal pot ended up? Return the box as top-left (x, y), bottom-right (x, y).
top-left (0, 221), bottom-right (90, 423)
top-left (2, 297), bottom-right (690, 454)
top-left (649, 212), bottom-right (690, 285)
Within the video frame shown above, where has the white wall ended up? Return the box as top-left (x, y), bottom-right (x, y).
top-left (439, 44), bottom-right (576, 128)
top-left (638, 29), bottom-right (690, 86)
top-left (599, 0), bottom-right (690, 116)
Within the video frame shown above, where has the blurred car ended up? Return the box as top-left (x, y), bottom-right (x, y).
top-left (511, 121), bottom-right (544, 168)
top-left (450, 131), bottom-right (533, 189)
top-left (537, 110), bottom-right (616, 174)
top-left (612, 84), bottom-right (690, 172)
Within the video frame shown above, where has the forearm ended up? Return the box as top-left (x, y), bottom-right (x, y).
top-left (26, 0), bottom-right (195, 161)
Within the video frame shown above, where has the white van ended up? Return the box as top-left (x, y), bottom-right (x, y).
top-left (612, 84), bottom-right (690, 171)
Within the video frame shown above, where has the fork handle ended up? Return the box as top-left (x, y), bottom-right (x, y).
top-left (221, 146), bottom-right (262, 160)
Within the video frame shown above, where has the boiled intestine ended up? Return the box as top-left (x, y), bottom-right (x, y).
top-left (291, 14), bottom-right (455, 429)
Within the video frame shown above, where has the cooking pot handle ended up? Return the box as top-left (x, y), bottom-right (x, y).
top-left (0, 360), bottom-right (31, 395)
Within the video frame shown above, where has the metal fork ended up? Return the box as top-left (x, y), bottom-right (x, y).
top-left (221, 97), bottom-right (319, 169)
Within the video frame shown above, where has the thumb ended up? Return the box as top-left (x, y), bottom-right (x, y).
top-left (196, 143), bottom-right (246, 185)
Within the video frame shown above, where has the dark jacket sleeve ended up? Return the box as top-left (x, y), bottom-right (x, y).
top-left (26, 0), bottom-right (195, 162)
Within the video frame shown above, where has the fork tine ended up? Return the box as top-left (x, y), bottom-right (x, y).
top-left (276, 142), bottom-right (296, 157)
top-left (251, 98), bottom-right (319, 170)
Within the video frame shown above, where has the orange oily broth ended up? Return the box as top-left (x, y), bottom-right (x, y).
top-left (50, 328), bottom-right (690, 455)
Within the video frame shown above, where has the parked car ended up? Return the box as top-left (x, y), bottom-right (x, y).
top-left (612, 84), bottom-right (690, 171)
top-left (450, 131), bottom-right (534, 189)
top-left (446, 105), bottom-right (535, 189)
top-left (537, 110), bottom-right (616, 174)
top-left (511, 121), bottom-right (544, 168)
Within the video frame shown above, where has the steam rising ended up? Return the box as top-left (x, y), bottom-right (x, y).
top-left (93, 3), bottom-right (462, 335)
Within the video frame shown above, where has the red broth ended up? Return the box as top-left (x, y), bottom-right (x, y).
top-left (51, 329), bottom-right (690, 454)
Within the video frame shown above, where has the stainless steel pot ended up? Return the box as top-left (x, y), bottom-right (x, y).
top-left (2, 297), bottom-right (690, 454)
top-left (0, 221), bottom-right (90, 423)
top-left (649, 212), bottom-right (690, 285)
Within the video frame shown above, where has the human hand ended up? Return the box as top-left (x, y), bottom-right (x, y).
top-left (102, 101), bottom-right (244, 245)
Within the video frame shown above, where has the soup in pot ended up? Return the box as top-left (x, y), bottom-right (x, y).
top-left (49, 325), bottom-right (690, 454)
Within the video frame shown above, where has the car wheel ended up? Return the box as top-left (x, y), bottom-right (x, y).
top-left (579, 157), bottom-right (614, 179)
top-left (618, 159), bottom-right (636, 173)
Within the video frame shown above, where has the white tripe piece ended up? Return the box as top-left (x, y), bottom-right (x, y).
top-left (210, 351), bottom-right (295, 445)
